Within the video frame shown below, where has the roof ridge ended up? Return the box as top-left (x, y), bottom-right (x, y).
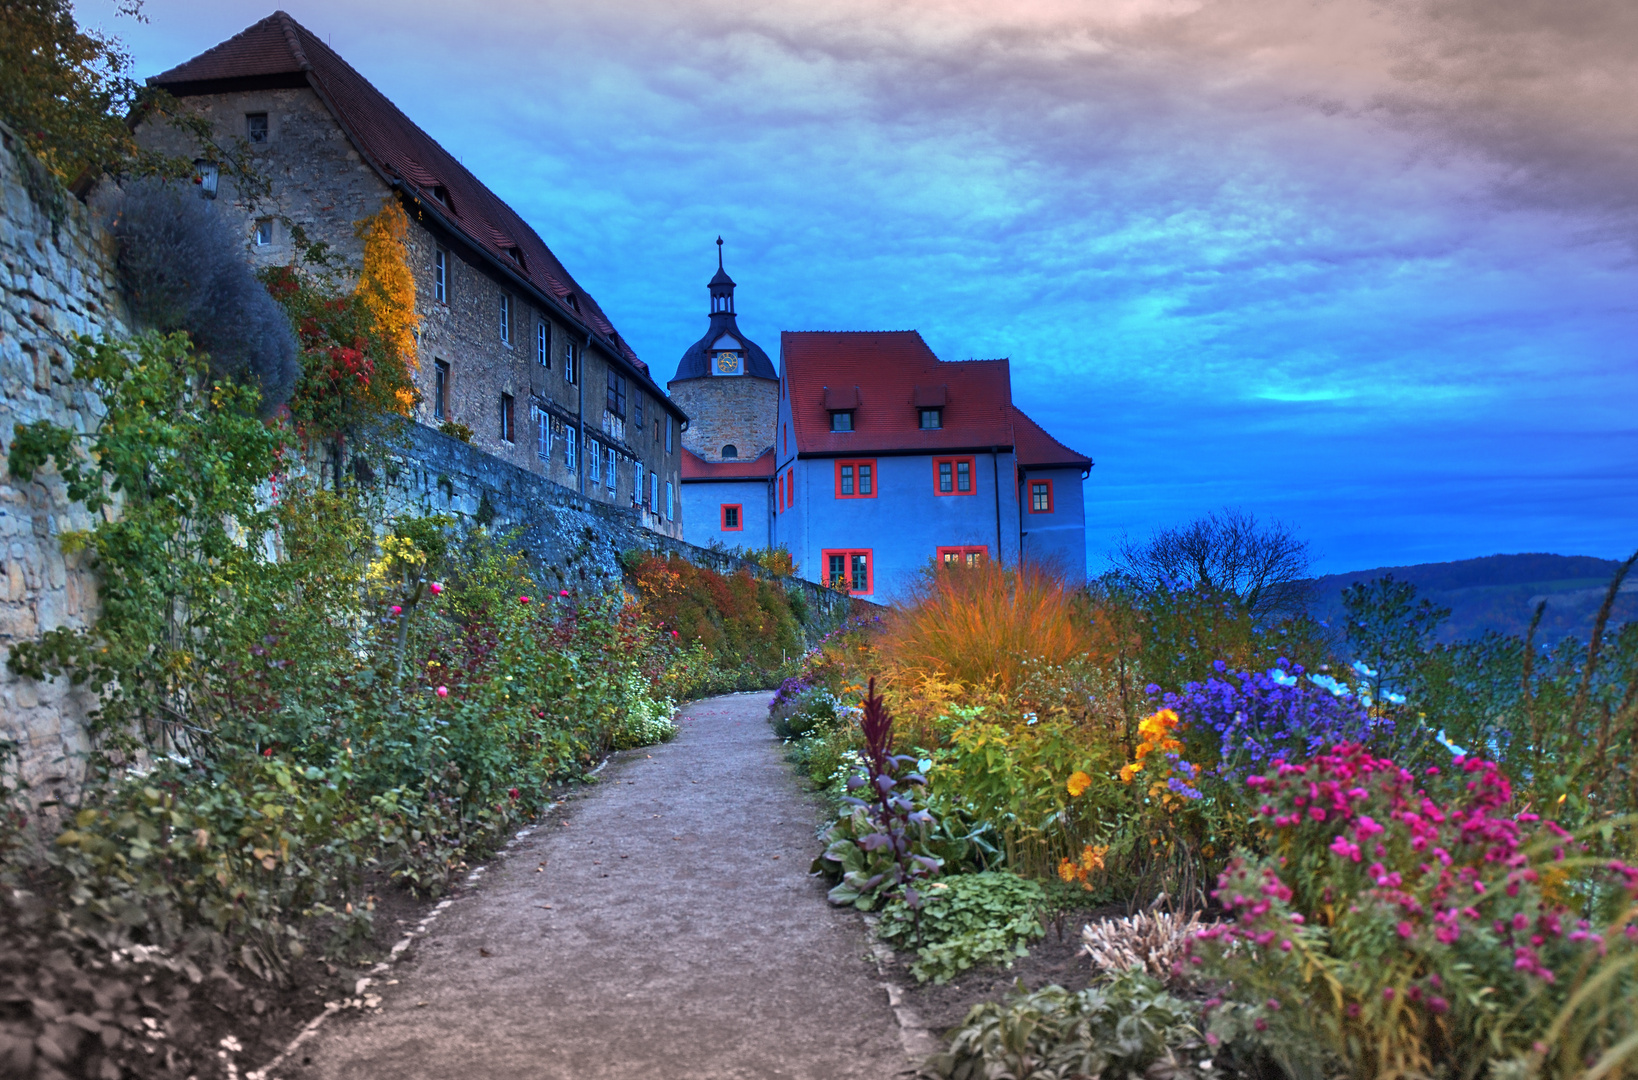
top-left (273, 11), bottom-right (312, 71)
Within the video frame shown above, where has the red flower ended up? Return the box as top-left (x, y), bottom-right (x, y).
top-left (508, 788), bottom-right (520, 800)
top-left (263, 747), bottom-right (274, 757)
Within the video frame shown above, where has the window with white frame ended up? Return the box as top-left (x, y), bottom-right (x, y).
top-left (588, 438), bottom-right (601, 482)
top-left (434, 248), bottom-right (447, 303)
top-left (665, 481), bottom-right (674, 521)
top-left (254, 219), bottom-right (273, 247)
top-left (500, 293), bottom-right (511, 344)
top-left (535, 407), bottom-right (550, 459)
top-left (565, 427), bottom-right (577, 469)
top-left (537, 322), bottom-right (548, 366)
top-left (650, 472), bottom-right (659, 510)
top-left (605, 445), bottom-right (616, 491)
top-left (563, 341), bottom-right (577, 384)
top-left (633, 462), bottom-right (643, 504)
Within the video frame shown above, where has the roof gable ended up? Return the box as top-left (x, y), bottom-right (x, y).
top-left (781, 331), bottom-right (1016, 455)
top-left (1010, 406), bottom-right (1092, 470)
top-left (151, 12), bottom-right (665, 389)
top-left (680, 447), bottom-right (775, 480)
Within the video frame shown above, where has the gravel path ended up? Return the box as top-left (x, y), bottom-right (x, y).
top-left (285, 692), bottom-right (916, 1080)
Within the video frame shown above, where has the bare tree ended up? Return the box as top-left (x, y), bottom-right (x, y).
top-left (1112, 508), bottom-right (1313, 621)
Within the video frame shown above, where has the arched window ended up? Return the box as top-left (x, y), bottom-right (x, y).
top-left (721, 444), bottom-right (738, 459)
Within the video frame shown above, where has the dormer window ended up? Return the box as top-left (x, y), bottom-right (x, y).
top-left (431, 185), bottom-right (452, 209)
top-left (919, 408), bottom-right (942, 430)
top-left (830, 411), bottom-right (854, 432)
top-left (505, 246), bottom-right (525, 270)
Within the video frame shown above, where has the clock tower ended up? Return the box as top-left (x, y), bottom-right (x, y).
top-left (668, 239), bottom-right (778, 463)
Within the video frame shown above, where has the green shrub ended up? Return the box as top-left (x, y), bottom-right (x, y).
top-left (924, 971), bottom-right (1210, 1080)
top-left (771, 685), bottom-right (842, 740)
top-left (875, 870), bottom-right (1045, 983)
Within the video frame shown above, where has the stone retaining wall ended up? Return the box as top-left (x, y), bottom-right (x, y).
top-left (0, 125), bottom-right (128, 800)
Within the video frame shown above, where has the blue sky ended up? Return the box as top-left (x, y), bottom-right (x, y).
top-left (95, 0), bottom-right (1638, 574)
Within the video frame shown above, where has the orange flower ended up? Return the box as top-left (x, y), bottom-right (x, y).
top-left (1066, 770), bottom-right (1092, 798)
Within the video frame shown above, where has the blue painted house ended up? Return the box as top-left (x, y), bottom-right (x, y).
top-left (772, 331), bottom-right (1092, 601)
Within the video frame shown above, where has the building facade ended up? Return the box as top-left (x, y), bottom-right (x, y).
top-left (670, 242), bottom-right (777, 550)
top-left (772, 331), bottom-right (1091, 601)
top-left (139, 12), bottom-right (685, 537)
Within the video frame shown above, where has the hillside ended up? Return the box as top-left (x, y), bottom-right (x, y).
top-left (1309, 553), bottom-right (1636, 644)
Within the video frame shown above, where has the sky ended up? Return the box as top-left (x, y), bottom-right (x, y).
top-left (90, 0), bottom-right (1638, 574)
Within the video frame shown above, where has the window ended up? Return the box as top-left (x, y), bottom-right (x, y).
top-left (606, 371), bottom-right (627, 417)
top-left (1029, 478), bottom-right (1054, 513)
top-left (634, 395), bottom-right (643, 431)
top-left (565, 427), bottom-right (577, 469)
top-left (433, 360), bottom-right (449, 419)
top-left (254, 218), bottom-right (273, 246)
top-left (665, 481), bottom-right (674, 521)
top-left (633, 462), bottom-right (644, 505)
top-left (665, 417), bottom-right (673, 454)
top-left (653, 419), bottom-right (660, 443)
top-left (499, 294), bottom-right (511, 344)
top-left (651, 473), bottom-right (659, 510)
top-left (722, 444), bottom-right (738, 460)
top-left (194, 160), bottom-right (218, 199)
top-left (830, 411), bottom-right (853, 432)
top-left (537, 322), bottom-right (548, 366)
top-left (589, 439), bottom-right (602, 482)
top-left (500, 393), bottom-right (515, 442)
top-left (722, 504), bottom-right (742, 531)
top-left (246, 113), bottom-right (268, 143)
top-left (434, 248), bottom-right (447, 303)
top-left (933, 456), bottom-right (975, 495)
top-left (563, 342), bottom-right (577, 384)
top-left (919, 408), bottom-right (943, 430)
top-left (606, 445), bottom-right (616, 491)
top-left (938, 545), bottom-right (988, 567)
top-left (535, 407), bottom-right (551, 459)
top-left (834, 459), bottom-right (876, 499)
top-left (822, 549), bottom-right (873, 596)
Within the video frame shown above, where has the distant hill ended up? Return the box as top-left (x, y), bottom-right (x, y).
top-left (1308, 554), bottom-right (1635, 644)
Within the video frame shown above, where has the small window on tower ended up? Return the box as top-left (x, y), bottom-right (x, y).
top-left (721, 444), bottom-right (738, 460)
top-left (254, 219), bottom-right (273, 247)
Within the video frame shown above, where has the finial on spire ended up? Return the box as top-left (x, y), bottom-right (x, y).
top-left (716, 236), bottom-right (723, 270)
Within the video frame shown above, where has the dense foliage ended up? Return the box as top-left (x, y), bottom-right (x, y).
top-left (778, 539), bottom-right (1638, 1078)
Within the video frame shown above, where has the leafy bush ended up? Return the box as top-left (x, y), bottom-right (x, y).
top-left (628, 551), bottom-right (805, 688)
top-left (770, 684), bottom-right (843, 740)
top-left (923, 971), bottom-right (1211, 1080)
top-left (876, 870), bottom-right (1045, 984)
top-left (111, 179), bottom-right (299, 410)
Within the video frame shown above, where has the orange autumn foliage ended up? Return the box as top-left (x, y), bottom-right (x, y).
top-left (355, 200), bottom-right (419, 415)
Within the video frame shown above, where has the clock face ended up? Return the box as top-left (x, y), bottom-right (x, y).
top-left (714, 351), bottom-right (742, 374)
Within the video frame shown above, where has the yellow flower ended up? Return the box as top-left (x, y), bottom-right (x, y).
top-left (1080, 844), bottom-right (1107, 873)
top-left (1066, 771), bottom-right (1092, 798)
top-left (1058, 858), bottom-right (1077, 883)
top-left (1119, 762), bottom-right (1142, 783)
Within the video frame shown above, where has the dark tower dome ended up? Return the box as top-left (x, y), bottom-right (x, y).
top-left (673, 238), bottom-right (776, 382)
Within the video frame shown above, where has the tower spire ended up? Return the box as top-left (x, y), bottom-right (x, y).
top-left (717, 235), bottom-right (723, 270)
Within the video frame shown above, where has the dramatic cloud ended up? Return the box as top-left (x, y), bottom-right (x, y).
top-left (104, 0), bottom-right (1638, 571)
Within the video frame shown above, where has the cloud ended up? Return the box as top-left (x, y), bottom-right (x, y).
top-left (113, 0), bottom-right (1638, 571)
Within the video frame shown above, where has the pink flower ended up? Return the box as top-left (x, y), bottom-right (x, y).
top-left (436, 685), bottom-right (449, 698)
top-left (671, 630), bottom-right (679, 638)
top-left (1397, 921), bottom-right (1415, 939)
top-left (519, 596), bottom-right (531, 604)
top-left (559, 589), bottom-right (570, 597)
top-left (430, 582), bottom-right (443, 595)
top-left (391, 605), bottom-right (402, 615)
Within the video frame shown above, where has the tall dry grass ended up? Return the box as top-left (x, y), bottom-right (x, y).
top-left (878, 560), bottom-right (1100, 737)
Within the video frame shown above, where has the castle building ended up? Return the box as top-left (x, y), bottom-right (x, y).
top-left (669, 256), bottom-right (1093, 599)
top-left (138, 12), bottom-right (685, 537)
top-left (671, 242), bottom-right (778, 548)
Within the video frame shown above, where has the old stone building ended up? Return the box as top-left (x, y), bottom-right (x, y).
top-left (139, 11), bottom-right (685, 537)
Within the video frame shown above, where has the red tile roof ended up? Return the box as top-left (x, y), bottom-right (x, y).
top-left (782, 331), bottom-right (1018, 455)
top-left (1011, 406), bottom-right (1092, 470)
top-left (680, 447), bottom-right (775, 480)
top-left (150, 12), bottom-right (664, 389)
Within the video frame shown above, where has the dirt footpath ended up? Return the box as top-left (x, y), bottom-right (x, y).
top-left (284, 692), bottom-right (915, 1080)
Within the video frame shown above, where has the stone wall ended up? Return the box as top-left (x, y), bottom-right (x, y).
top-left (670, 375), bottom-right (780, 464)
top-left (379, 421), bottom-right (852, 625)
top-left (0, 124), bottom-right (126, 799)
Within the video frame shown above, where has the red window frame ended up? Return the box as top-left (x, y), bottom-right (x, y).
top-left (821, 548), bottom-right (873, 596)
top-left (721, 503), bottom-right (743, 531)
top-left (937, 545), bottom-right (988, 567)
top-left (1029, 478), bottom-right (1054, 514)
top-left (932, 456), bottom-right (976, 496)
top-left (834, 458), bottom-right (877, 499)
